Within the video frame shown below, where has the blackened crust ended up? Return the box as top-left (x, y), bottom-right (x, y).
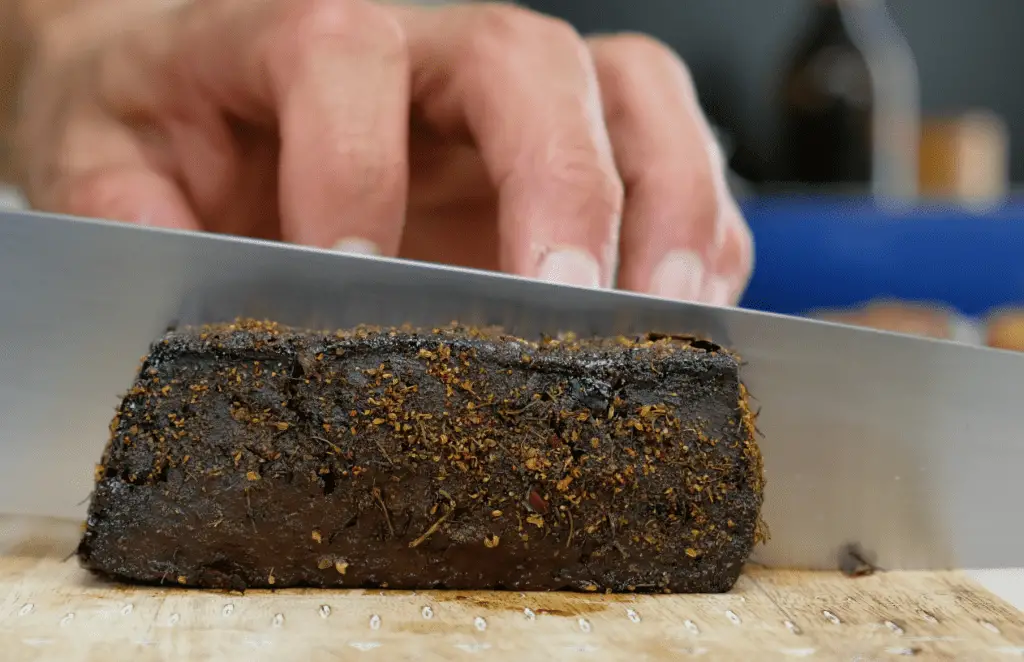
top-left (77, 320), bottom-right (765, 593)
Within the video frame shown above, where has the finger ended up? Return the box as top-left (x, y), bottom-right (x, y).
top-left (398, 4), bottom-right (623, 287)
top-left (67, 167), bottom-right (202, 231)
top-left (175, 0), bottom-right (411, 253)
top-left (587, 34), bottom-right (748, 302)
top-left (15, 52), bottom-right (199, 231)
top-left (51, 108), bottom-right (201, 230)
top-left (704, 196), bottom-right (754, 305)
top-left (90, 20), bottom-right (277, 239)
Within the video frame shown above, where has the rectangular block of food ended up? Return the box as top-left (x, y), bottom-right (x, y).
top-left (77, 320), bottom-right (766, 593)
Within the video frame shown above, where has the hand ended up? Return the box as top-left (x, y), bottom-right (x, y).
top-left (15, 0), bottom-right (753, 304)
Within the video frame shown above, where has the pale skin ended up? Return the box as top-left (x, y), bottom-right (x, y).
top-left (3, 0), bottom-right (753, 303)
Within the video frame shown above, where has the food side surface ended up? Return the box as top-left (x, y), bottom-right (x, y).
top-left (78, 320), bottom-right (765, 594)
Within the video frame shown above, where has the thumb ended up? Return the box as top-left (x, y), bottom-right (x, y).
top-left (44, 113), bottom-right (201, 231)
top-left (64, 167), bottom-right (201, 231)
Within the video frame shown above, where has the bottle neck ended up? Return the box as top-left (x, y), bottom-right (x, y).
top-left (812, 0), bottom-right (845, 27)
top-left (799, 0), bottom-right (855, 51)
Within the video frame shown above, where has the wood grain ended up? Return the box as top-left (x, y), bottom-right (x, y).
top-left (0, 514), bottom-right (1021, 661)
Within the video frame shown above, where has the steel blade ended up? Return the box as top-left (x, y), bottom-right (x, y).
top-left (2, 209), bottom-right (1023, 571)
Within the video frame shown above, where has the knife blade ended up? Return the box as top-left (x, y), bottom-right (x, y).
top-left (2, 208), bottom-right (1023, 572)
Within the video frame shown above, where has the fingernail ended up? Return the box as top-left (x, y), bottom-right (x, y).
top-left (703, 276), bottom-right (733, 306)
top-left (331, 237), bottom-right (380, 256)
top-left (651, 250), bottom-right (705, 301)
top-left (537, 248), bottom-right (601, 288)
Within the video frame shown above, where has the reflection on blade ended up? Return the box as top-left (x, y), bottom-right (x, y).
top-left (2, 209), bottom-right (1024, 571)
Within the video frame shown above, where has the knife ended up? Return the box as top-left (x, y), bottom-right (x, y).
top-left (2, 208), bottom-right (1023, 572)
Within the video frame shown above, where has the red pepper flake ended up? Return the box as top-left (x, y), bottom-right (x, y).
top-left (527, 489), bottom-right (549, 514)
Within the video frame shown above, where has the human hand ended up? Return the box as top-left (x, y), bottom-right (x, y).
top-left (15, 0), bottom-right (753, 304)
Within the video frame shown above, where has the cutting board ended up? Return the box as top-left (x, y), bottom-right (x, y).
top-left (0, 514), bottom-right (1022, 661)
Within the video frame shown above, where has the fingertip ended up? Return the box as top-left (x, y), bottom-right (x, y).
top-left (702, 275), bottom-right (734, 306)
top-left (331, 237), bottom-right (381, 256)
top-left (703, 200), bottom-right (753, 306)
top-left (133, 208), bottom-right (200, 232)
top-left (536, 247), bottom-right (602, 288)
top-left (649, 249), bottom-right (705, 301)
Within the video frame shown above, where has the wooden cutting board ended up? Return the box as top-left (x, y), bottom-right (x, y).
top-left (0, 514), bottom-right (1022, 661)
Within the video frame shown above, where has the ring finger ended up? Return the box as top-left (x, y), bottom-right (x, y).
top-left (587, 33), bottom-right (752, 304)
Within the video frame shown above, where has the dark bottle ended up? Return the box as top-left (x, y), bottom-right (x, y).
top-left (780, 0), bottom-right (874, 185)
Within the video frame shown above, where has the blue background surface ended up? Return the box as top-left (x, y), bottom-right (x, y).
top-left (737, 195), bottom-right (1024, 318)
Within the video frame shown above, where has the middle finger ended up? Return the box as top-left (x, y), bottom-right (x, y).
top-left (587, 33), bottom-right (749, 304)
top-left (175, 0), bottom-right (412, 252)
top-left (397, 3), bottom-right (624, 288)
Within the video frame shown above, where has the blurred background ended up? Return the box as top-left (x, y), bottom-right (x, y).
top-left (3, 0), bottom-right (1024, 348)
top-left (520, 0), bottom-right (1024, 350)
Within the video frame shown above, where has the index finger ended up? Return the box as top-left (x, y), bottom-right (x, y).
top-left (398, 5), bottom-right (623, 287)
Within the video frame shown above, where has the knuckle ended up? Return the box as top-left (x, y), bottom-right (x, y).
top-left (278, 0), bottom-right (407, 59)
top-left (467, 4), bottom-right (585, 60)
top-left (466, 5), bottom-right (536, 50)
top-left (597, 32), bottom-right (674, 62)
top-left (533, 14), bottom-right (589, 54)
top-left (595, 32), bottom-right (695, 90)
top-left (541, 149), bottom-right (625, 225)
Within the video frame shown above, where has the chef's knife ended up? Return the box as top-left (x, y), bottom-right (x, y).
top-left (2, 208), bottom-right (1023, 572)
